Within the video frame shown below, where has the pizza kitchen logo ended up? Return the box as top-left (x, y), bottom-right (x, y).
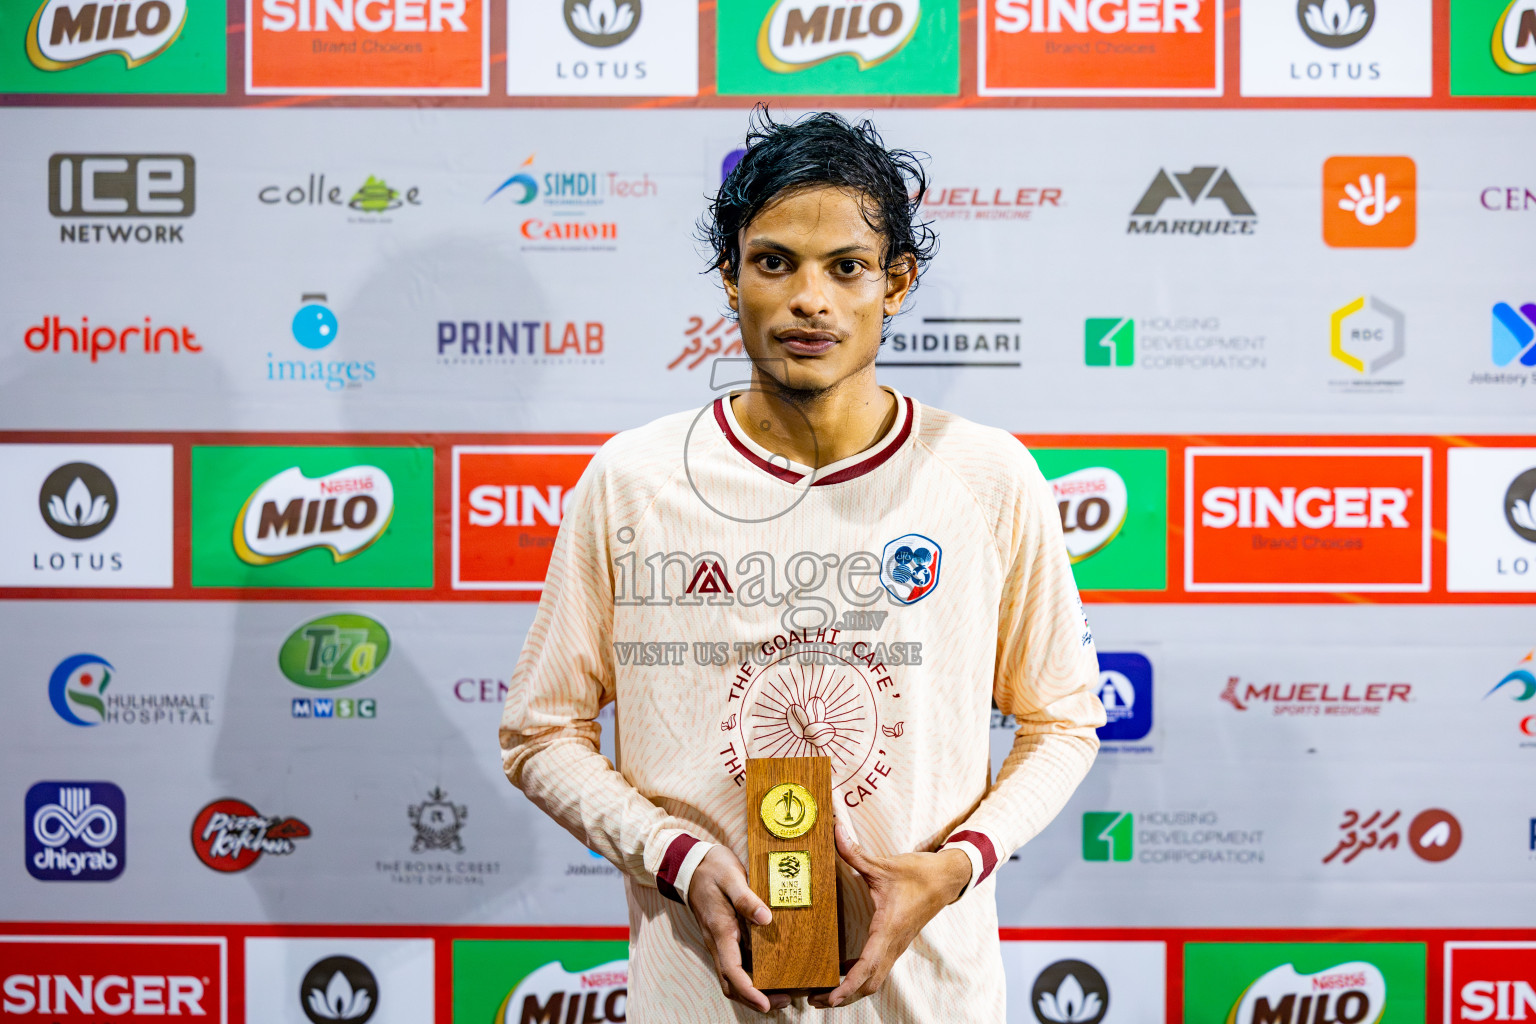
top-left (233, 464), bottom-right (394, 566)
top-left (758, 0), bottom-right (921, 72)
top-left (26, 0), bottom-right (187, 72)
top-left (191, 798), bottom-right (310, 872)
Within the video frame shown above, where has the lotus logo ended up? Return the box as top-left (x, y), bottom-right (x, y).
top-left (1505, 468), bottom-right (1536, 542)
top-left (1298, 0), bottom-right (1374, 47)
top-left (300, 956), bottom-right (378, 1024)
top-left (1031, 960), bottom-right (1108, 1024)
top-left (565, 0), bottom-right (640, 47)
top-left (39, 462), bottom-right (117, 540)
top-left (27, 0), bottom-right (188, 71)
top-left (758, 0), bottom-right (922, 72)
top-left (234, 465), bottom-right (394, 566)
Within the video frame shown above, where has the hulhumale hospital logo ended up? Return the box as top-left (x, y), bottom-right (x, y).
top-left (49, 652), bottom-right (114, 725)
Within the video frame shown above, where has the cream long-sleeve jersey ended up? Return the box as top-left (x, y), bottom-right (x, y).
top-left (501, 388), bottom-right (1105, 1023)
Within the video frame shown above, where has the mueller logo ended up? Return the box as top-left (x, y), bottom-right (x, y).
top-left (1220, 676), bottom-right (1411, 715)
top-left (1128, 166), bottom-right (1256, 235)
top-left (1229, 961), bottom-right (1386, 1024)
top-left (453, 445), bottom-right (597, 589)
top-left (49, 154), bottom-right (193, 244)
top-left (191, 798), bottom-right (310, 872)
top-left (758, 0), bottom-right (920, 72)
top-left (233, 465), bottom-right (393, 566)
top-left (24, 316), bottom-right (199, 361)
top-left (921, 184), bottom-right (1062, 221)
top-left (0, 935), bottom-right (224, 1019)
top-left (1186, 447), bottom-right (1431, 592)
top-left (25, 781), bottom-right (126, 881)
top-left (436, 320), bottom-right (606, 362)
top-left (1446, 943), bottom-right (1536, 1023)
top-left (27, 0), bottom-right (187, 71)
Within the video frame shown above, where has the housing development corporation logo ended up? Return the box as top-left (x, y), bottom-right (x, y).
top-left (1323, 157), bottom-right (1417, 247)
top-left (452, 445), bottom-right (596, 590)
top-left (48, 153), bottom-right (194, 245)
top-left (1128, 166), bottom-right (1256, 235)
top-left (24, 781), bottom-right (126, 881)
top-left (1084, 318), bottom-right (1133, 367)
top-left (191, 798), bottom-right (310, 872)
top-left (1082, 812), bottom-right (1133, 861)
top-left (300, 955), bottom-right (378, 1023)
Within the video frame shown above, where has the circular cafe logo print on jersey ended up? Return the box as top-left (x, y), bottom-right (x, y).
top-left (1297, 0), bottom-right (1374, 47)
top-left (735, 645), bottom-right (879, 792)
top-left (1032, 959), bottom-right (1109, 1024)
top-left (564, 0), bottom-right (641, 47)
top-left (301, 956), bottom-right (378, 1023)
top-left (190, 798), bottom-right (311, 872)
top-left (39, 462), bottom-right (117, 540)
top-left (48, 652), bottom-right (114, 726)
top-left (1505, 467), bottom-right (1536, 543)
top-left (1407, 808), bottom-right (1461, 862)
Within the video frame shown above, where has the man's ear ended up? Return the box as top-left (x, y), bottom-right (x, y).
top-left (883, 255), bottom-right (915, 317)
top-left (720, 263), bottom-right (740, 312)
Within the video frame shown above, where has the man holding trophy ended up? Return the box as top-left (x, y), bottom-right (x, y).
top-left (501, 109), bottom-right (1105, 1022)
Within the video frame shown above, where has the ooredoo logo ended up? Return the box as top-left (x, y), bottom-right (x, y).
top-left (247, 0), bottom-right (488, 95)
top-left (1445, 943), bottom-right (1536, 1023)
top-left (190, 798), bottom-right (310, 872)
top-left (452, 445), bottom-right (598, 590)
top-left (981, 0), bottom-right (1220, 95)
top-left (1185, 447), bottom-right (1430, 592)
top-left (0, 936), bottom-right (225, 1019)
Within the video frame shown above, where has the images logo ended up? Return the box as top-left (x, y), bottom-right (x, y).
top-left (1128, 167), bottom-right (1256, 235)
top-left (39, 462), bottom-right (116, 540)
top-left (564, 0), bottom-right (638, 46)
top-left (1032, 959), bottom-right (1108, 1024)
top-left (301, 955), bottom-right (378, 1023)
top-left (1445, 943), bottom-right (1536, 1023)
top-left (1036, 448), bottom-right (1168, 591)
top-left (1082, 812), bottom-right (1132, 862)
top-left (1493, 302), bottom-right (1536, 367)
top-left (1323, 157), bottom-right (1416, 247)
top-left (452, 445), bottom-right (597, 590)
top-left (1096, 652), bottom-right (1153, 743)
top-left (268, 293), bottom-right (376, 391)
top-left (190, 798), bottom-right (310, 872)
top-left (25, 781), bottom-right (125, 881)
top-left (1083, 319), bottom-right (1133, 367)
top-left (234, 465), bottom-right (392, 566)
top-left (879, 533), bottom-right (941, 604)
top-left (279, 613), bottom-right (390, 689)
top-left (293, 294), bottom-right (337, 350)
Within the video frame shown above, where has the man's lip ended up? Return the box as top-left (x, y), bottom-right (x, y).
top-left (775, 331), bottom-right (840, 354)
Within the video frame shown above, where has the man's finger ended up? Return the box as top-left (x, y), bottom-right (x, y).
top-left (813, 950), bottom-right (880, 1008)
top-left (723, 869), bottom-right (772, 925)
top-left (719, 962), bottom-right (773, 1014)
top-left (834, 823), bottom-right (880, 879)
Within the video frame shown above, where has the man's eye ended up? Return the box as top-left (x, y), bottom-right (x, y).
top-left (838, 260), bottom-right (860, 275)
top-left (761, 255), bottom-right (785, 271)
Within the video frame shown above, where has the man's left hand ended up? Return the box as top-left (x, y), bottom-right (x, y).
top-left (807, 825), bottom-right (973, 1009)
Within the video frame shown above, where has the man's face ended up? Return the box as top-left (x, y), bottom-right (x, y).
top-left (723, 185), bottom-right (913, 395)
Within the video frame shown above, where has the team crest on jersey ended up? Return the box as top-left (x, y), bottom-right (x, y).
top-left (879, 533), bottom-right (941, 604)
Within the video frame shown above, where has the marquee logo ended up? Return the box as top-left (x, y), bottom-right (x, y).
top-left (24, 781), bottom-right (126, 881)
top-left (1231, 962), bottom-right (1386, 1024)
top-left (233, 465), bottom-right (393, 566)
top-left (452, 446), bottom-right (597, 590)
top-left (191, 798), bottom-right (310, 872)
top-left (27, 0), bottom-right (186, 71)
top-left (0, 936), bottom-right (224, 1018)
top-left (758, 0), bottom-right (921, 71)
top-left (1128, 167), bottom-right (1256, 235)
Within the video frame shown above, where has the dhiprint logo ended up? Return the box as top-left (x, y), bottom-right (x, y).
top-left (879, 533), bottom-right (941, 604)
top-left (1299, 0), bottom-right (1374, 47)
top-left (1031, 959), bottom-right (1108, 1024)
top-left (301, 955), bottom-right (378, 1023)
top-left (564, 0), bottom-right (639, 46)
top-left (234, 465), bottom-right (393, 566)
top-left (758, 0), bottom-right (921, 72)
top-left (48, 154), bottom-right (193, 245)
top-left (1493, 302), bottom-right (1536, 367)
top-left (24, 781), bottom-right (126, 881)
top-left (39, 462), bottom-right (116, 539)
top-left (1128, 167), bottom-right (1256, 235)
top-left (1323, 157), bottom-right (1416, 248)
top-left (191, 798), bottom-right (310, 872)
top-left (1084, 318), bottom-right (1133, 367)
top-left (27, 0), bottom-right (187, 71)
top-left (1082, 812), bottom-right (1132, 862)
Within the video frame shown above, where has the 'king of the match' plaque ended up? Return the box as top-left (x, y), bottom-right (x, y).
top-left (746, 756), bottom-right (841, 991)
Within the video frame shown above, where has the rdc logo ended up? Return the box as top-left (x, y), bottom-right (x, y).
top-left (25, 781), bottom-right (126, 882)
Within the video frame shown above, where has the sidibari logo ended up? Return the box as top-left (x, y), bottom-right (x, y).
top-left (279, 613), bottom-right (390, 689)
top-left (25, 781), bottom-right (126, 882)
top-left (758, 0), bottom-right (921, 71)
top-left (1032, 959), bottom-right (1108, 1024)
top-left (1298, 0), bottom-right (1373, 47)
top-left (564, 0), bottom-right (639, 46)
top-left (27, 0), bottom-right (187, 71)
top-left (1493, 0), bottom-right (1536, 74)
top-left (191, 798), bottom-right (310, 872)
top-left (39, 462), bottom-right (116, 540)
top-left (496, 960), bottom-right (628, 1024)
top-left (1229, 961), bottom-right (1386, 1024)
top-left (1051, 467), bottom-right (1127, 562)
top-left (300, 955), bottom-right (378, 1024)
top-left (234, 465), bottom-right (394, 566)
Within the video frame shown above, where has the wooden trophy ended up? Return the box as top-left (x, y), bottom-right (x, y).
top-left (745, 756), bottom-right (841, 991)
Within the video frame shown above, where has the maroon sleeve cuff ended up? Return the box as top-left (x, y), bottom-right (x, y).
top-left (946, 829), bottom-right (1000, 889)
top-left (655, 833), bottom-right (701, 904)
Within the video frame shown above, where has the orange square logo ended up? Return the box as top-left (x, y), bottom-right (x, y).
top-left (1323, 156), bottom-right (1417, 248)
top-left (247, 0), bottom-right (488, 95)
top-left (980, 0), bottom-right (1221, 95)
top-left (452, 446), bottom-right (598, 590)
top-left (1185, 447), bottom-right (1430, 592)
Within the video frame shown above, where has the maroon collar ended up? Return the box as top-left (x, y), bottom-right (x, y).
top-left (712, 391), bottom-right (915, 487)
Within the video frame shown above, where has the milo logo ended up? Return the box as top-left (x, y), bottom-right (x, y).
top-left (279, 613), bottom-right (390, 689)
top-left (27, 0), bottom-right (187, 71)
top-left (234, 465), bottom-right (394, 566)
top-left (497, 960), bottom-right (627, 1024)
top-left (1050, 466), bottom-right (1129, 564)
top-left (758, 0), bottom-right (921, 71)
top-left (1229, 962), bottom-right (1387, 1024)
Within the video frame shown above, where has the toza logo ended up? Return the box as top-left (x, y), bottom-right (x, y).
top-left (234, 465), bottom-right (394, 566)
top-left (25, 781), bottom-right (126, 882)
top-left (27, 0), bottom-right (187, 71)
top-left (39, 462), bottom-right (116, 540)
top-left (300, 955), bottom-right (378, 1023)
top-left (1031, 959), bottom-right (1108, 1024)
top-left (1299, 0), bottom-right (1374, 47)
top-left (279, 613), bottom-right (390, 689)
top-left (758, 0), bottom-right (921, 71)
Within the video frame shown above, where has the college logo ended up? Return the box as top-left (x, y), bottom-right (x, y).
top-left (49, 153), bottom-right (194, 245)
top-left (1031, 959), bottom-right (1108, 1024)
top-left (879, 533), bottom-right (941, 604)
top-left (191, 798), bottom-right (310, 872)
top-left (1096, 652), bottom-right (1152, 743)
top-left (39, 461), bottom-right (116, 539)
top-left (0, 935), bottom-right (225, 1018)
top-left (301, 956), bottom-right (378, 1024)
top-left (408, 787), bottom-right (467, 853)
top-left (1323, 807), bottom-right (1462, 864)
top-left (280, 613), bottom-right (390, 689)
top-left (246, 0), bottom-right (487, 95)
top-left (1186, 447), bottom-right (1430, 592)
top-left (452, 446), bottom-right (597, 590)
top-left (1184, 942), bottom-right (1425, 1024)
top-left (1493, 302), bottom-right (1536, 368)
top-left (982, 0), bottom-right (1220, 95)
top-left (1081, 812), bottom-right (1132, 862)
top-left (1128, 167), bottom-right (1256, 235)
top-left (25, 781), bottom-right (126, 881)
top-left (234, 465), bottom-right (392, 566)
top-left (1447, 449), bottom-right (1536, 590)
top-left (1036, 448), bottom-right (1167, 590)
top-left (1323, 157), bottom-right (1416, 247)
top-left (256, 174), bottom-right (424, 220)
top-left (1445, 943), bottom-right (1536, 1023)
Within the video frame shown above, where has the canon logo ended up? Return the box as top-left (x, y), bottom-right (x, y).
top-left (260, 0), bottom-right (469, 32)
top-left (1459, 980), bottom-right (1536, 1020)
top-left (2, 974), bottom-right (205, 1015)
top-left (1200, 486), bottom-right (1409, 530)
top-left (993, 0), bottom-right (1201, 34)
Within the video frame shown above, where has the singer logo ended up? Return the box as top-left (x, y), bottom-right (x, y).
top-left (452, 445), bottom-right (599, 590)
top-left (1185, 447), bottom-right (1430, 592)
top-left (1445, 943), bottom-right (1536, 1023)
top-left (0, 935), bottom-right (225, 1019)
top-left (246, 0), bottom-right (488, 94)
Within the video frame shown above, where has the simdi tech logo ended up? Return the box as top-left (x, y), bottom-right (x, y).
top-left (452, 939), bottom-right (628, 1024)
top-left (1033, 448), bottom-right (1168, 590)
top-left (246, 0), bottom-right (488, 95)
top-left (504, 0), bottom-right (698, 96)
top-left (1445, 943), bottom-right (1536, 1023)
top-left (1185, 447), bottom-right (1431, 592)
top-left (0, 935), bottom-right (227, 1019)
top-left (981, 0), bottom-right (1220, 95)
top-left (1183, 942), bottom-right (1426, 1024)
top-left (190, 446), bottom-right (433, 589)
top-left (717, 0), bottom-right (959, 96)
top-left (1240, 0), bottom-right (1432, 96)
top-left (482, 152), bottom-right (658, 251)
top-left (1446, 447), bottom-right (1536, 592)
top-left (452, 445), bottom-right (599, 590)
top-left (49, 153), bottom-right (194, 245)
top-left (0, 0), bottom-right (225, 93)
top-left (1323, 156), bottom-right (1416, 248)
top-left (1451, 0), bottom-right (1536, 94)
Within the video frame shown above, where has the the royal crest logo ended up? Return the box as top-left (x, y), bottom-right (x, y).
top-left (758, 0), bottom-right (921, 71)
top-left (190, 798), bottom-right (310, 872)
top-left (879, 533), bottom-right (941, 604)
top-left (408, 787), bottom-right (467, 853)
top-left (234, 465), bottom-right (394, 566)
top-left (26, 0), bottom-right (187, 71)
top-left (1229, 961), bottom-right (1386, 1024)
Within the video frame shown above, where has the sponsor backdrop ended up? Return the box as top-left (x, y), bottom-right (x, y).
top-left (2, 2), bottom-right (1534, 1022)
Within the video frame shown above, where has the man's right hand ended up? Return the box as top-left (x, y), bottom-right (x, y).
top-left (686, 845), bottom-right (792, 1014)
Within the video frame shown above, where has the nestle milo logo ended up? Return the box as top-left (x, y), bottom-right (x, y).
top-left (279, 613), bottom-right (390, 689)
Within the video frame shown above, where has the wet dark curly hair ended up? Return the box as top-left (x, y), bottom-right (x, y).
top-left (700, 107), bottom-right (937, 298)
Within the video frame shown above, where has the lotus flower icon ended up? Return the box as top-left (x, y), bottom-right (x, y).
top-left (569, 0), bottom-right (636, 39)
top-left (300, 956), bottom-right (378, 1024)
top-left (307, 970), bottom-right (371, 1020)
top-left (1303, 0), bottom-right (1370, 36)
top-left (48, 477), bottom-right (110, 528)
top-left (1512, 497), bottom-right (1536, 531)
top-left (1037, 972), bottom-right (1103, 1024)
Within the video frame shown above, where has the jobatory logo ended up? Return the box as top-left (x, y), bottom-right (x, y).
top-left (1031, 959), bottom-right (1108, 1024)
top-left (1323, 807), bottom-right (1462, 864)
top-left (452, 445), bottom-right (598, 590)
top-left (982, 0), bottom-right (1220, 95)
top-left (1187, 447), bottom-right (1430, 592)
top-left (1184, 942), bottom-right (1426, 1024)
top-left (0, 0), bottom-right (224, 94)
top-left (1447, 449), bottom-right (1536, 591)
top-left (39, 461), bottom-right (117, 540)
top-left (1036, 448), bottom-right (1167, 590)
top-left (1128, 166), bottom-right (1256, 235)
top-left (0, 935), bottom-right (225, 1018)
top-left (1445, 943), bottom-right (1536, 1023)
top-left (246, 0), bottom-right (488, 94)
top-left (191, 798), bottom-right (310, 872)
top-left (24, 781), bottom-right (126, 882)
top-left (48, 153), bottom-right (194, 244)
top-left (1323, 157), bottom-right (1416, 247)
top-left (1096, 652), bottom-right (1153, 743)
top-left (300, 956), bottom-right (378, 1023)
top-left (878, 533), bottom-right (941, 604)
top-left (47, 652), bottom-right (215, 727)
top-left (1493, 302), bottom-right (1536, 368)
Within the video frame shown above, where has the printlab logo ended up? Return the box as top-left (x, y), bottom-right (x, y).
top-left (48, 153), bottom-right (194, 244)
top-left (1096, 652), bottom-right (1153, 743)
top-left (301, 955), bottom-right (378, 1023)
top-left (1031, 959), bottom-right (1108, 1024)
top-left (1323, 157), bottom-right (1416, 248)
top-left (1084, 318), bottom-right (1133, 366)
top-left (1493, 302), bottom-right (1536, 368)
top-left (409, 787), bottom-right (467, 853)
top-left (1299, 0), bottom-right (1374, 46)
top-left (879, 533), bottom-right (941, 604)
top-left (565, 0), bottom-right (639, 46)
top-left (1082, 812), bottom-right (1133, 862)
top-left (24, 781), bottom-right (125, 881)
top-left (39, 461), bottom-right (116, 539)
top-left (1329, 295), bottom-right (1405, 378)
top-left (1128, 166), bottom-right (1256, 235)
top-left (1322, 807), bottom-right (1462, 864)
top-left (190, 798), bottom-right (310, 872)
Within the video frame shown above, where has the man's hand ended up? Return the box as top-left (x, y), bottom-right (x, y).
top-left (686, 845), bottom-right (793, 1013)
top-left (808, 825), bottom-right (973, 1010)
